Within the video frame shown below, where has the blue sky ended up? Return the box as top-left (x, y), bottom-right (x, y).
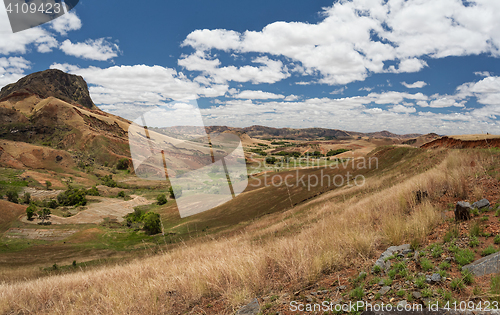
top-left (1, 0), bottom-right (500, 135)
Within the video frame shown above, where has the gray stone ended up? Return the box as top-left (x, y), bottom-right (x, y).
top-left (444, 257), bottom-right (453, 263)
top-left (306, 297), bottom-right (313, 303)
top-left (378, 286), bottom-right (391, 295)
top-left (472, 198), bottom-right (490, 210)
top-left (397, 300), bottom-right (407, 308)
top-left (236, 298), bottom-right (260, 315)
top-left (378, 280), bottom-right (385, 286)
top-left (373, 244), bottom-right (410, 274)
top-left (455, 201), bottom-right (472, 221)
top-left (462, 251), bottom-right (500, 276)
top-left (412, 291), bottom-right (422, 299)
top-left (430, 273), bottom-right (441, 282)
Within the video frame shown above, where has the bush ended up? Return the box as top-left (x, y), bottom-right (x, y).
top-left (101, 175), bottom-right (117, 188)
top-left (57, 187), bottom-right (87, 207)
top-left (265, 156), bottom-right (277, 165)
top-left (86, 186), bottom-right (100, 196)
top-left (6, 190), bottom-right (18, 203)
top-left (169, 186), bottom-right (182, 199)
top-left (37, 208), bottom-right (51, 224)
top-left (26, 203), bottom-right (36, 220)
top-left (420, 258), bottom-right (434, 271)
top-left (494, 235), bottom-right (500, 244)
top-left (125, 208), bottom-right (145, 226)
top-left (470, 221), bottom-right (482, 237)
top-left (117, 191), bottom-right (126, 198)
top-left (157, 194), bottom-right (167, 205)
top-left (46, 199), bottom-right (58, 209)
top-left (45, 181), bottom-right (52, 190)
top-left (22, 192), bottom-right (31, 204)
top-left (349, 286), bottom-right (364, 300)
top-left (143, 212), bottom-right (161, 235)
top-left (455, 248), bottom-right (475, 266)
top-left (481, 245), bottom-right (497, 257)
top-left (469, 236), bottom-right (480, 247)
top-left (116, 158), bottom-right (129, 170)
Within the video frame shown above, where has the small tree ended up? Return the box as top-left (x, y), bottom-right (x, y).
top-left (6, 191), bottom-right (18, 204)
top-left (168, 186), bottom-right (182, 199)
top-left (157, 194), bottom-right (167, 205)
top-left (22, 192), bottom-right (31, 204)
top-left (116, 158), bottom-right (129, 170)
top-left (118, 191), bottom-right (126, 198)
top-left (37, 208), bottom-right (51, 224)
top-left (45, 181), bottom-right (52, 190)
top-left (26, 203), bottom-right (37, 220)
top-left (143, 212), bottom-right (161, 235)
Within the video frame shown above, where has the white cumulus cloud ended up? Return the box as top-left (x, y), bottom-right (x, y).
top-left (60, 38), bottom-right (120, 61)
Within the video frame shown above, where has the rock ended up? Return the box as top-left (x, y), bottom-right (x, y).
top-left (472, 198), bottom-right (490, 210)
top-left (338, 285), bottom-right (347, 291)
top-left (236, 298), bottom-right (260, 315)
top-left (430, 273), bottom-right (441, 283)
top-left (306, 296), bottom-right (313, 303)
top-left (372, 244), bottom-right (410, 274)
top-left (455, 201), bottom-right (472, 221)
top-left (397, 300), bottom-right (407, 308)
top-left (310, 292), bottom-right (317, 296)
top-left (378, 280), bottom-right (385, 286)
top-left (445, 257), bottom-right (453, 263)
top-left (412, 291), bottom-right (422, 299)
top-left (378, 286), bottom-right (391, 295)
top-left (462, 251), bottom-right (500, 276)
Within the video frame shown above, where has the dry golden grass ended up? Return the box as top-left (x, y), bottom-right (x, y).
top-left (0, 149), bottom-right (493, 314)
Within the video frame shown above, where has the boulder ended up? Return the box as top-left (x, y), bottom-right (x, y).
top-left (372, 244), bottom-right (411, 274)
top-left (455, 201), bottom-right (472, 221)
top-left (236, 298), bottom-right (260, 315)
top-left (462, 251), bottom-right (500, 277)
top-left (472, 198), bottom-right (490, 210)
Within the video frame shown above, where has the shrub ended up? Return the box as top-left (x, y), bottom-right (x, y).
top-left (117, 191), bottom-right (126, 198)
top-left (143, 212), bottom-right (161, 235)
top-left (494, 235), bottom-right (500, 244)
top-left (157, 194), bottom-right (167, 205)
top-left (372, 265), bottom-right (382, 274)
top-left (22, 192), bottom-right (31, 204)
top-left (126, 208), bottom-right (145, 226)
top-left (421, 289), bottom-right (433, 298)
top-left (439, 261), bottom-right (451, 270)
top-left (45, 181), bottom-right (52, 190)
top-left (86, 186), bottom-right (100, 196)
top-left (6, 190), bottom-right (18, 203)
top-left (37, 208), bottom-right (51, 224)
top-left (469, 236), bottom-right (480, 247)
top-left (57, 188), bottom-right (87, 207)
top-left (415, 276), bottom-right (427, 289)
top-left (265, 156), bottom-right (277, 165)
top-left (470, 221), bottom-right (482, 236)
top-left (455, 248), bottom-right (475, 266)
top-left (444, 224), bottom-right (460, 242)
top-left (461, 269), bottom-right (474, 285)
top-left (116, 158), bottom-right (129, 170)
top-left (101, 175), bottom-right (117, 188)
top-left (46, 199), bottom-right (58, 209)
top-left (349, 286), bottom-right (364, 300)
top-left (481, 245), bottom-right (497, 257)
top-left (26, 203), bottom-right (36, 220)
top-left (430, 244), bottom-right (444, 258)
top-left (451, 278), bottom-right (465, 291)
top-left (420, 258), bottom-right (434, 271)
top-left (169, 186), bottom-right (182, 199)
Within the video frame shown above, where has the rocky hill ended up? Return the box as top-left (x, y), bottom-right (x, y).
top-left (0, 69), bottom-right (96, 110)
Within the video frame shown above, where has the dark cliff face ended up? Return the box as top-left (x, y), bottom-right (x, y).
top-left (0, 69), bottom-right (96, 110)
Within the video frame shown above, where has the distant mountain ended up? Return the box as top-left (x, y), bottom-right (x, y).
top-left (0, 69), bottom-right (96, 110)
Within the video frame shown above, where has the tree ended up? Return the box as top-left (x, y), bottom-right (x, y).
top-left (143, 212), bottom-right (161, 235)
top-left (37, 208), bottom-right (51, 224)
top-left (157, 194), bottom-right (167, 205)
top-left (265, 157), bottom-right (277, 165)
top-left (168, 186), bottom-right (182, 199)
top-left (118, 191), bottom-right (126, 198)
top-left (116, 158), bottom-right (129, 170)
top-left (6, 191), bottom-right (18, 203)
top-left (22, 192), bottom-right (31, 204)
top-left (26, 203), bottom-right (37, 220)
top-left (45, 181), bottom-right (52, 190)
top-left (57, 188), bottom-right (87, 207)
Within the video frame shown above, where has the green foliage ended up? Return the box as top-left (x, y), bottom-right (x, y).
top-left (429, 243), bottom-right (444, 258)
top-left (349, 286), bottom-right (364, 300)
top-left (470, 221), bottom-right (482, 237)
top-left (494, 234), bottom-right (500, 244)
top-left (439, 261), bottom-right (451, 270)
top-left (327, 148), bottom-right (350, 156)
top-left (117, 191), bottom-right (126, 198)
top-left (37, 208), bottom-right (51, 224)
top-left (420, 257), bottom-right (434, 271)
top-left (444, 224), bottom-right (460, 243)
top-left (126, 208), bottom-right (145, 225)
top-left (57, 187), bottom-right (87, 207)
top-left (86, 186), bottom-right (100, 196)
top-left (421, 289), bottom-right (433, 298)
top-left (265, 156), bottom-right (277, 165)
top-left (116, 158), bottom-right (129, 170)
top-left (6, 190), bottom-right (18, 203)
top-left (372, 265), bottom-right (382, 274)
top-left (249, 148), bottom-right (267, 156)
top-left (143, 212), bottom-right (162, 235)
top-left (157, 194), bottom-right (167, 205)
top-left (415, 276), bottom-right (427, 289)
top-left (101, 175), bottom-right (117, 188)
top-left (45, 199), bottom-right (58, 209)
top-left (45, 181), bottom-right (52, 190)
top-left (168, 186), bottom-right (182, 199)
top-left (490, 273), bottom-right (500, 302)
top-left (396, 289), bottom-right (405, 297)
top-left (26, 203), bottom-right (36, 220)
top-left (383, 278), bottom-right (392, 286)
top-left (387, 268), bottom-right (397, 280)
top-left (469, 236), bottom-right (480, 247)
top-left (461, 269), bottom-right (474, 285)
top-left (21, 192), bottom-right (31, 204)
top-left (455, 248), bottom-right (475, 266)
top-left (481, 245), bottom-right (497, 257)
top-left (451, 278), bottom-right (465, 291)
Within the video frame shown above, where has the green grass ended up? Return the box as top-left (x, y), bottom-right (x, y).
top-left (470, 221), bottom-right (482, 237)
top-left (469, 236), bottom-right (480, 247)
top-left (439, 261), bottom-right (451, 270)
top-left (420, 257), bottom-right (434, 271)
top-left (429, 243), bottom-right (444, 258)
top-left (415, 276), bottom-right (427, 289)
top-left (481, 245), bottom-right (497, 257)
top-left (494, 235), bottom-right (500, 244)
top-left (455, 248), bottom-right (475, 266)
top-left (349, 286), bottom-right (364, 300)
top-left (451, 278), bottom-right (465, 291)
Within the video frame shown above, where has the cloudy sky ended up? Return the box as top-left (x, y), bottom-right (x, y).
top-left (1, 0), bottom-right (500, 135)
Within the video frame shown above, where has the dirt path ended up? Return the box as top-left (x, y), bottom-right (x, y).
top-left (21, 195), bottom-right (151, 225)
top-left (22, 187), bottom-right (63, 200)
